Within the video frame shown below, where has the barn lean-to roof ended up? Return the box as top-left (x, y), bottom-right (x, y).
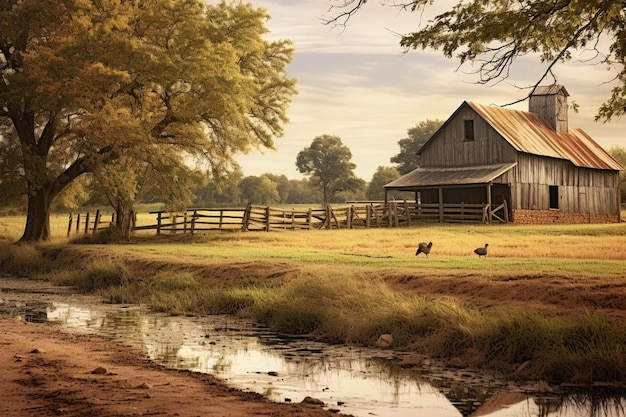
top-left (385, 162), bottom-right (517, 189)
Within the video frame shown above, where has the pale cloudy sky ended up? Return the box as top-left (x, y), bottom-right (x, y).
top-left (236, 0), bottom-right (625, 181)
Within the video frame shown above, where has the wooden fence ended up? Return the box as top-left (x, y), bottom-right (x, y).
top-left (69, 201), bottom-right (509, 237)
top-left (67, 210), bottom-right (114, 237)
top-left (132, 208), bottom-right (246, 234)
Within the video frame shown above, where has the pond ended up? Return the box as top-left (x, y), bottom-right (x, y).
top-left (1, 275), bottom-right (625, 417)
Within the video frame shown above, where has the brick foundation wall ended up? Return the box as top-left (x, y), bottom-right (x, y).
top-left (512, 209), bottom-right (619, 224)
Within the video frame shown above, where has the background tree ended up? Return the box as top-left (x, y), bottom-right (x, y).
top-left (391, 119), bottom-right (443, 175)
top-left (608, 146), bottom-right (626, 203)
top-left (0, 0), bottom-right (296, 242)
top-left (239, 175), bottom-right (280, 205)
top-left (296, 135), bottom-right (361, 206)
top-left (366, 166), bottom-right (400, 201)
top-left (262, 173), bottom-right (290, 203)
top-left (195, 174), bottom-right (242, 207)
top-left (326, 0), bottom-right (626, 120)
top-left (285, 178), bottom-right (319, 204)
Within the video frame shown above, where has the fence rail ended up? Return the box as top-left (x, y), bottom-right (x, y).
top-left (69, 201), bottom-right (509, 237)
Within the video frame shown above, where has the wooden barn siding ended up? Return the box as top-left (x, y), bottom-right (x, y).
top-left (420, 107), bottom-right (518, 167)
top-left (511, 154), bottom-right (620, 215)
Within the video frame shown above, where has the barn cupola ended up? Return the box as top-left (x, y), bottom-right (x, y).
top-left (528, 85), bottom-right (569, 133)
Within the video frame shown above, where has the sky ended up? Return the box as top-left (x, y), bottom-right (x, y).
top-left (236, 0), bottom-right (625, 181)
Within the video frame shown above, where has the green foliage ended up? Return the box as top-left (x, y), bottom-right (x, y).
top-left (296, 135), bottom-right (363, 205)
top-left (262, 173), bottom-right (291, 203)
top-left (390, 120), bottom-right (443, 174)
top-left (0, 0), bottom-right (296, 241)
top-left (285, 178), bottom-right (319, 204)
top-left (239, 175), bottom-right (281, 204)
top-left (366, 166), bottom-right (400, 200)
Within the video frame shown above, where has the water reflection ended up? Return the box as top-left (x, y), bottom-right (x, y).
top-left (1, 277), bottom-right (624, 417)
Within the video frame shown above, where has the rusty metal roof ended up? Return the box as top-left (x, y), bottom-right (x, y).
top-left (467, 102), bottom-right (624, 170)
top-left (385, 162), bottom-right (517, 189)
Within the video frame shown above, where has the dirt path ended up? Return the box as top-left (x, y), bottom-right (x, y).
top-left (0, 317), bottom-right (345, 417)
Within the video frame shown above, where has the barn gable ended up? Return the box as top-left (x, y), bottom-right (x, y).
top-left (385, 86), bottom-right (623, 224)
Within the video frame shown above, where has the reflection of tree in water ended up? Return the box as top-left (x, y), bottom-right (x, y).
top-left (542, 391), bottom-right (626, 417)
top-left (427, 377), bottom-right (493, 416)
top-left (139, 316), bottom-right (200, 370)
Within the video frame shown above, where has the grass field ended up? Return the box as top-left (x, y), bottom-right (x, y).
top-left (3, 212), bottom-right (626, 384)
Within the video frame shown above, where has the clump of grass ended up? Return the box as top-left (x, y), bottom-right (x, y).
top-left (52, 258), bottom-right (132, 292)
top-left (0, 243), bottom-right (53, 276)
top-left (102, 272), bottom-right (257, 315)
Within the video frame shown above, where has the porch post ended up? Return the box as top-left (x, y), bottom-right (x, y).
top-left (486, 183), bottom-right (492, 224)
top-left (438, 187), bottom-right (444, 223)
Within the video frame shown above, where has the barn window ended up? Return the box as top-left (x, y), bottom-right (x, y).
top-left (464, 120), bottom-right (475, 141)
top-left (549, 185), bottom-right (559, 209)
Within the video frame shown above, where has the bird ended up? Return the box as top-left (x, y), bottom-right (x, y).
top-left (415, 241), bottom-right (433, 256)
top-left (474, 243), bottom-right (489, 258)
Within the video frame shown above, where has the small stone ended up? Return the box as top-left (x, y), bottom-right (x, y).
top-left (375, 334), bottom-right (393, 348)
top-left (267, 371), bottom-right (278, 377)
top-left (301, 396), bottom-right (325, 406)
top-left (136, 382), bottom-right (151, 389)
top-left (91, 367), bottom-right (108, 375)
top-left (30, 348), bottom-right (43, 354)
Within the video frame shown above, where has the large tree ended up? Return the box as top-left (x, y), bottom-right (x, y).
top-left (326, 0), bottom-right (626, 120)
top-left (296, 134), bottom-right (361, 206)
top-left (391, 119), bottom-right (443, 175)
top-left (0, 0), bottom-right (296, 242)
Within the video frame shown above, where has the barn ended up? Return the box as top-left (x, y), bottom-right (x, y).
top-left (384, 85), bottom-right (624, 224)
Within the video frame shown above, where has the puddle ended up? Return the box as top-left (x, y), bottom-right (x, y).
top-left (1, 275), bottom-right (625, 417)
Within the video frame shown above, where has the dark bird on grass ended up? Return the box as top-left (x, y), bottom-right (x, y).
top-left (474, 243), bottom-right (489, 258)
top-left (415, 242), bottom-right (433, 256)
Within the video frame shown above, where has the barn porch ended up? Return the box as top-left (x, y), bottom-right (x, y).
top-left (384, 163), bottom-right (516, 224)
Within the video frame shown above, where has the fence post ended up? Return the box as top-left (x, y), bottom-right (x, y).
top-left (172, 213), bottom-right (177, 233)
top-left (156, 212), bottom-right (162, 235)
top-left (404, 200), bottom-right (411, 226)
top-left (307, 208), bottom-right (312, 230)
top-left (67, 213), bottom-right (73, 237)
top-left (325, 205), bottom-right (331, 229)
top-left (191, 210), bottom-right (197, 235)
top-left (242, 203), bottom-right (251, 231)
top-left (346, 206), bottom-right (352, 229)
top-left (92, 210), bottom-right (101, 235)
top-left (183, 212), bottom-right (188, 233)
top-left (76, 213), bottom-right (80, 234)
top-left (265, 206), bottom-right (270, 232)
top-left (84, 212), bottom-right (90, 234)
top-left (366, 205), bottom-right (371, 228)
top-left (219, 210), bottom-right (224, 230)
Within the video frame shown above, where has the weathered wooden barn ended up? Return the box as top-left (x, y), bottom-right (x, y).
top-left (385, 85), bottom-right (624, 224)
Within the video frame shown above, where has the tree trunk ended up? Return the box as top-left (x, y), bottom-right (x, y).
top-left (19, 187), bottom-right (52, 242)
top-left (114, 200), bottom-right (133, 242)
